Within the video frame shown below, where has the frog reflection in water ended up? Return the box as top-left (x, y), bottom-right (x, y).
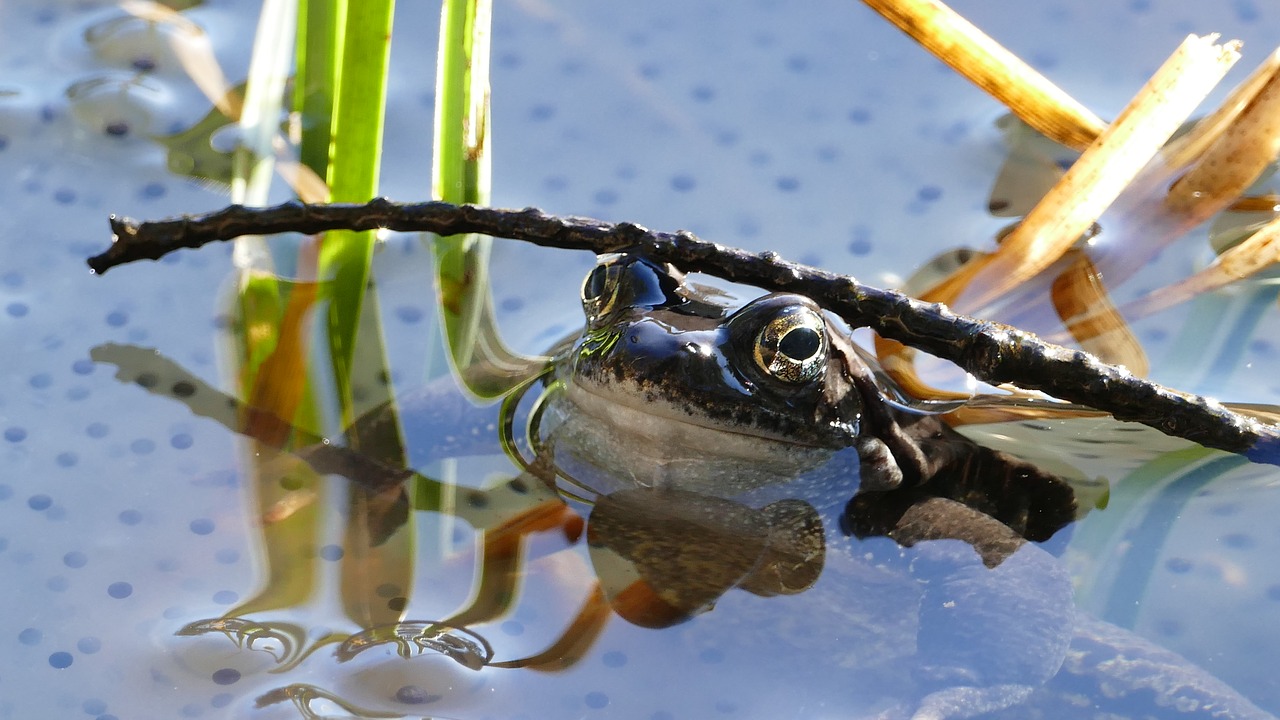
top-left (536, 253), bottom-right (1272, 720)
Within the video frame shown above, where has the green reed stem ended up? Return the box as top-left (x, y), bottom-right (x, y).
top-left (294, 0), bottom-right (340, 179)
top-left (316, 0), bottom-right (396, 429)
top-left (431, 0), bottom-right (544, 398)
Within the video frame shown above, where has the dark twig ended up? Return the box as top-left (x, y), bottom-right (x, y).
top-left (93, 199), bottom-right (1280, 463)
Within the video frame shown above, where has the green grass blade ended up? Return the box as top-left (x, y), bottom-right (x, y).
top-left (309, 0), bottom-right (417, 629)
top-left (1069, 445), bottom-right (1248, 628)
top-left (431, 0), bottom-right (545, 398)
top-left (317, 0), bottom-right (394, 426)
top-left (228, 0), bottom-right (325, 616)
top-left (432, 0), bottom-right (490, 207)
top-left (294, 0), bottom-right (341, 181)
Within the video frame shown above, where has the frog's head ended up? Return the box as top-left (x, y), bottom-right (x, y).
top-left (547, 254), bottom-right (866, 492)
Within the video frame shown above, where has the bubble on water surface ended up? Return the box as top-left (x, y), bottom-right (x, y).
top-left (80, 10), bottom-right (202, 76)
top-left (64, 74), bottom-right (164, 139)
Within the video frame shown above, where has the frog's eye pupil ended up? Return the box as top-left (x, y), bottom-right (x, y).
top-left (778, 327), bottom-right (820, 361)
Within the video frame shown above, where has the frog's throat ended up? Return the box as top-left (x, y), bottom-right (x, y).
top-left (562, 377), bottom-right (834, 452)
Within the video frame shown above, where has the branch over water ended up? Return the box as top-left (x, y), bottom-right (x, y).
top-left (92, 198), bottom-right (1280, 463)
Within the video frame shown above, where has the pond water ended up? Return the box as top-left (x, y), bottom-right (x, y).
top-left (4, 1), bottom-right (1280, 718)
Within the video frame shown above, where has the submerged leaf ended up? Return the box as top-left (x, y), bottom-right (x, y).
top-left (1050, 252), bottom-right (1149, 377)
top-left (154, 96), bottom-right (239, 189)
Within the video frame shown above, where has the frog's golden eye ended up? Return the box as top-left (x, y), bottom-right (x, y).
top-left (753, 307), bottom-right (828, 384)
top-left (581, 262), bottom-right (622, 318)
top-left (582, 264), bottom-right (610, 303)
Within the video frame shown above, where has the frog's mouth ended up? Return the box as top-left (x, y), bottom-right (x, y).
top-left (560, 376), bottom-right (829, 451)
top-left (546, 378), bottom-right (842, 493)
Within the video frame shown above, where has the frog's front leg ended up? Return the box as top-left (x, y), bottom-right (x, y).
top-left (842, 354), bottom-right (1077, 542)
top-left (833, 337), bottom-right (969, 494)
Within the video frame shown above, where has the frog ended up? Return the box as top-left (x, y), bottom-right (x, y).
top-left (534, 252), bottom-right (1276, 720)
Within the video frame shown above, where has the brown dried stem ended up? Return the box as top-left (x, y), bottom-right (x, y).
top-left (1108, 217), bottom-right (1280, 322)
top-left (1165, 49), bottom-right (1280, 219)
top-left (949, 34), bottom-right (1240, 312)
top-left (91, 199), bottom-right (1280, 463)
top-left (1046, 50), bottom-right (1280, 340)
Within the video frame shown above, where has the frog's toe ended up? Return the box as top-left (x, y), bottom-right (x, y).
top-left (856, 435), bottom-right (905, 491)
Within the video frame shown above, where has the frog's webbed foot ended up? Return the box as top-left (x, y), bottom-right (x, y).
top-left (841, 337), bottom-right (1078, 543)
top-left (841, 354), bottom-right (973, 494)
top-left (846, 491), bottom-right (1027, 568)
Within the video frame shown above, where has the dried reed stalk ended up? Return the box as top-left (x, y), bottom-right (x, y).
top-left (947, 34), bottom-right (1240, 312)
top-left (124, 1), bottom-right (241, 119)
top-left (1051, 253), bottom-right (1150, 376)
top-left (861, 0), bottom-right (1105, 150)
top-left (1113, 217), bottom-right (1280, 322)
top-left (1049, 51), bottom-right (1280, 336)
top-left (1162, 49), bottom-right (1280, 172)
top-left (1230, 195), bottom-right (1280, 212)
top-left (1165, 50), bottom-right (1280, 219)
top-left (875, 34), bottom-right (1239, 400)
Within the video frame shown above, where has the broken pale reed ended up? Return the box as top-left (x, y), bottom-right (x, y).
top-left (949, 34), bottom-right (1240, 312)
